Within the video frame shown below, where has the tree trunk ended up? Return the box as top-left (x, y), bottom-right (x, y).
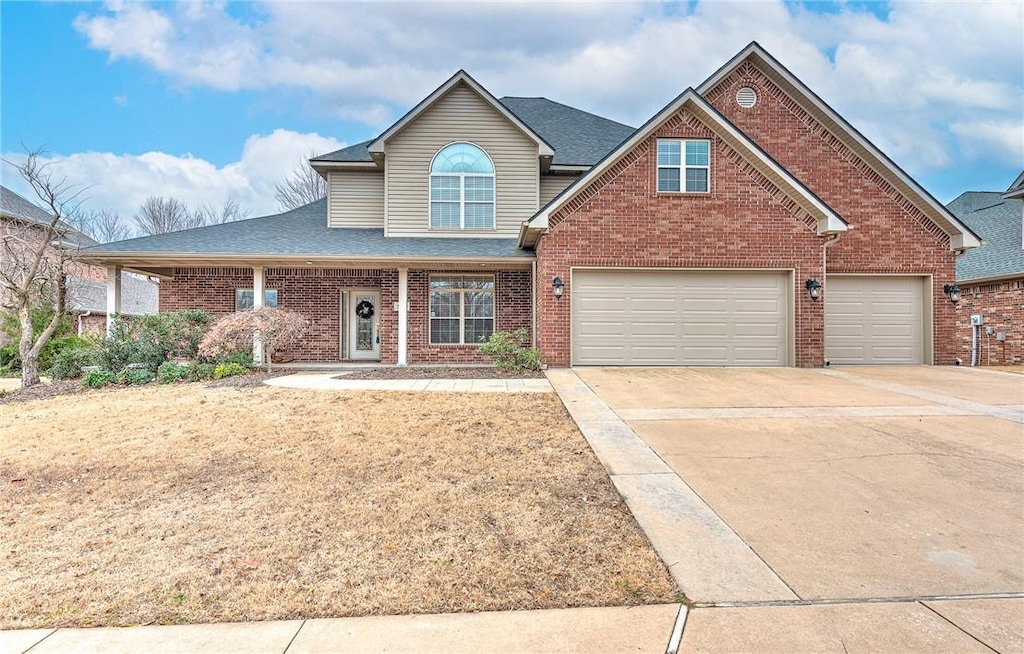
top-left (18, 305), bottom-right (41, 387)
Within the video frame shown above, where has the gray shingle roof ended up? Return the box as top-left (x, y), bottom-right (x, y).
top-left (1005, 170), bottom-right (1024, 197)
top-left (948, 191), bottom-right (1024, 282)
top-left (310, 98), bottom-right (635, 167)
top-left (84, 199), bottom-right (530, 260)
top-left (1, 185), bottom-right (98, 248)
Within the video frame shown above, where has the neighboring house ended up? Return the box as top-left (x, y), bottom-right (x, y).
top-left (81, 43), bottom-right (980, 367)
top-left (0, 185), bottom-right (158, 338)
top-left (947, 173), bottom-right (1024, 365)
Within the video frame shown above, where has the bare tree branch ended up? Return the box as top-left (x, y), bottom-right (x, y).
top-left (274, 152), bottom-right (326, 211)
top-left (68, 207), bottom-right (135, 243)
top-left (135, 196), bottom-right (252, 235)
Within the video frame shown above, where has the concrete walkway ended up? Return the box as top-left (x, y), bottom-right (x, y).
top-left (1, 605), bottom-right (683, 654)
top-left (264, 371), bottom-right (552, 393)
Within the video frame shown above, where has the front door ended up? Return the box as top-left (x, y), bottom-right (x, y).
top-left (348, 290), bottom-right (381, 360)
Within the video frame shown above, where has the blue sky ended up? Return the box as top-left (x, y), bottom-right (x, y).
top-left (2, 1), bottom-right (1021, 220)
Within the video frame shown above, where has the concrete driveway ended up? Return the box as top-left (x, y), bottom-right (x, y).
top-left (550, 366), bottom-right (1023, 653)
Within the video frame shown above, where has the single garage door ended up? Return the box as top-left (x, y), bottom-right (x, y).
top-left (825, 276), bottom-right (925, 364)
top-left (572, 270), bottom-right (789, 366)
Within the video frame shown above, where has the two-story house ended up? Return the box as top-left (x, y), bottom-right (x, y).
top-left (82, 43), bottom-right (980, 368)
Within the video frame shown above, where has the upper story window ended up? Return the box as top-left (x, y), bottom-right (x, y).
top-left (430, 142), bottom-right (495, 229)
top-left (657, 139), bottom-right (710, 193)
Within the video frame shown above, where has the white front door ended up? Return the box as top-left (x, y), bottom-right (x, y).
top-left (348, 290), bottom-right (381, 361)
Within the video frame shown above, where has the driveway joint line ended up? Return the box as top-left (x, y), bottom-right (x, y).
top-left (281, 618), bottom-right (306, 654)
top-left (694, 591), bottom-right (1024, 609)
top-left (20, 628), bottom-right (57, 653)
top-left (919, 601), bottom-right (1000, 654)
top-left (664, 604), bottom-right (688, 654)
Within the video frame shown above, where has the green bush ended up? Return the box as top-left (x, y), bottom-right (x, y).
top-left (187, 362), bottom-right (216, 382)
top-left (99, 310), bottom-right (213, 373)
top-left (157, 361), bottom-right (191, 384)
top-left (0, 306), bottom-right (74, 371)
top-left (478, 328), bottom-right (545, 372)
top-left (213, 362), bottom-right (248, 379)
top-left (82, 369), bottom-right (117, 388)
top-left (118, 367), bottom-right (155, 385)
top-left (47, 345), bottom-right (100, 379)
top-left (214, 349), bottom-right (252, 369)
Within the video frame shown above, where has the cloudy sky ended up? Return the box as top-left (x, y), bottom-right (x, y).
top-left (2, 1), bottom-right (1021, 225)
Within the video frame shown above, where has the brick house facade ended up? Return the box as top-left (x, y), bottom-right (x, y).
top-left (84, 43), bottom-right (980, 368)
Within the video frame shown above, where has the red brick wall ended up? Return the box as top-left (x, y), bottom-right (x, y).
top-left (704, 62), bottom-right (959, 364)
top-left (538, 106), bottom-right (826, 367)
top-left (159, 266), bottom-right (532, 364)
top-left (955, 278), bottom-right (1024, 365)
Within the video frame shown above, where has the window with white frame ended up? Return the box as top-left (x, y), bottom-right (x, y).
top-left (429, 275), bottom-right (494, 344)
top-left (656, 139), bottom-right (710, 193)
top-left (235, 289), bottom-right (278, 311)
top-left (430, 142), bottom-right (495, 229)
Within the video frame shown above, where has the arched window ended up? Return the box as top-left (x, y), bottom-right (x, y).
top-left (430, 142), bottom-right (495, 229)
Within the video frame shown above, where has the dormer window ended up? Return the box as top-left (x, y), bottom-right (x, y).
top-left (657, 139), bottom-right (710, 193)
top-left (430, 142), bottom-right (495, 229)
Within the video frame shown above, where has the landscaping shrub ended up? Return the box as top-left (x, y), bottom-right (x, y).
top-left (47, 345), bottom-right (100, 380)
top-left (0, 306), bottom-right (74, 372)
top-left (117, 367), bottom-right (155, 386)
top-left (214, 349), bottom-right (252, 369)
top-left (99, 310), bottom-right (213, 373)
top-left (213, 362), bottom-right (248, 379)
top-left (157, 361), bottom-right (191, 384)
top-left (82, 369), bottom-right (117, 388)
top-left (187, 363), bottom-right (216, 382)
top-left (478, 328), bottom-right (545, 371)
top-left (199, 307), bottom-right (306, 371)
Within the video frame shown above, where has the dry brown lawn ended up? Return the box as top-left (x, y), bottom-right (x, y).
top-left (1, 384), bottom-right (677, 628)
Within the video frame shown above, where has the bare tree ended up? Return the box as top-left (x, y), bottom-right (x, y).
top-left (192, 198), bottom-right (251, 225)
top-left (274, 153), bottom-right (326, 211)
top-left (69, 208), bottom-right (135, 243)
top-left (0, 149), bottom-right (84, 387)
top-left (135, 196), bottom-right (251, 235)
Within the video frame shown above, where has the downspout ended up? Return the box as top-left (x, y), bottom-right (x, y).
top-left (78, 311), bottom-right (92, 337)
top-left (820, 233), bottom-right (842, 366)
top-left (531, 257), bottom-right (538, 348)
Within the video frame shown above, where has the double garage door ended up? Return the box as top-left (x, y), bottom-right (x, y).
top-left (571, 270), bottom-right (926, 366)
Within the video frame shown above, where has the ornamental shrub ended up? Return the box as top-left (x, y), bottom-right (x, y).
top-left (187, 362), bottom-right (216, 382)
top-left (157, 361), bottom-right (191, 384)
top-left (213, 362), bottom-right (248, 379)
top-left (98, 310), bottom-right (213, 372)
top-left (199, 307), bottom-right (306, 371)
top-left (478, 328), bottom-right (545, 372)
top-left (47, 345), bottom-right (100, 380)
top-left (118, 367), bottom-right (155, 386)
top-left (82, 369), bottom-right (117, 388)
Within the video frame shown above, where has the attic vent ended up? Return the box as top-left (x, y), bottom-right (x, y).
top-left (736, 87), bottom-right (757, 108)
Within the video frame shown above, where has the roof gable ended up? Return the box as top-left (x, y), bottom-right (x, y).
top-left (520, 88), bottom-right (847, 247)
top-left (366, 71), bottom-right (554, 160)
top-left (948, 191), bottom-right (1024, 282)
top-left (1004, 170), bottom-right (1024, 199)
top-left (697, 42), bottom-right (980, 251)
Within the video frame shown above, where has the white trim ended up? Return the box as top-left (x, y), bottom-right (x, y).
top-left (252, 266), bottom-right (265, 364)
top-left (309, 161), bottom-right (379, 170)
top-left (367, 71), bottom-right (554, 158)
top-left (696, 42), bottom-right (980, 251)
top-left (427, 273), bottom-right (495, 345)
top-left (656, 138), bottom-right (711, 194)
top-left (397, 268), bottom-right (409, 366)
top-left (523, 89), bottom-right (847, 239)
top-left (428, 141), bottom-right (497, 231)
top-left (105, 265), bottom-right (122, 335)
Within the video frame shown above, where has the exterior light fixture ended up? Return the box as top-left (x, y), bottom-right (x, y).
top-left (943, 283), bottom-right (961, 305)
top-left (805, 278), bottom-right (822, 301)
top-left (552, 276), bottom-right (564, 299)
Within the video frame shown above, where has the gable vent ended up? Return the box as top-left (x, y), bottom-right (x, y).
top-left (736, 87), bottom-right (757, 108)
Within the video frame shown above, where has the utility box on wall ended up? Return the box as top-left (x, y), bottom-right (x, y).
top-left (970, 314), bottom-right (984, 326)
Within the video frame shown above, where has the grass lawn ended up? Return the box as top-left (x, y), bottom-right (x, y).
top-left (0, 384), bottom-right (677, 628)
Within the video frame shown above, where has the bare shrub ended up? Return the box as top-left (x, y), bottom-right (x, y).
top-left (199, 307), bottom-right (306, 371)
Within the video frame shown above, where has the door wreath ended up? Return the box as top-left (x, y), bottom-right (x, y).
top-left (355, 299), bottom-right (375, 320)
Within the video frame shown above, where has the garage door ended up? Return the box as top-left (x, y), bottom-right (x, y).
top-left (572, 270), bottom-right (789, 366)
top-left (825, 276), bottom-right (925, 364)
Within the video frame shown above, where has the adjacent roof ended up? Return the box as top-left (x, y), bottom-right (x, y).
top-left (1004, 171), bottom-right (1024, 199)
top-left (520, 88), bottom-right (848, 247)
top-left (82, 199), bottom-right (531, 265)
top-left (68, 274), bottom-right (158, 315)
top-left (697, 42), bottom-right (981, 251)
top-left (311, 97), bottom-right (634, 168)
top-left (948, 192), bottom-right (1024, 283)
top-left (0, 185), bottom-right (97, 248)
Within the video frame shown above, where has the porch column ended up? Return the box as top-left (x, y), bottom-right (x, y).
top-left (105, 265), bottom-right (122, 334)
top-left (252, 266), bottom-right (264, 365)
top-left (397, 268), bottom-right (408, 366)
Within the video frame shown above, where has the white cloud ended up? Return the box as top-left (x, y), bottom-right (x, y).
top-left (1, 130), bottom-right (344, 224)
top-left (69, 1), bottom-right (1024, 180)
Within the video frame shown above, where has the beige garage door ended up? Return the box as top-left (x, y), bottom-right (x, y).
top-left (572, 270), bottom-right (789, 366)
top-left (825, 276), bottom-right (925, 364)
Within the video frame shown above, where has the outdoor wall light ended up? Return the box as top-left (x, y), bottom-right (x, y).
top-left (943, 283), bottom-right (961, 305)
top-left (552, 276), bottom-right (564, 299)
top-left (805, 278), bottom-right (822, 301)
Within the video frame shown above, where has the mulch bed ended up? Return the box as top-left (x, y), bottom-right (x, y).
top-left (0, 380), bottom-right (83, 405)
top-left (0, 371), bottom-right (289, 404)
top-left (338, 366), bottom-right (546, 380)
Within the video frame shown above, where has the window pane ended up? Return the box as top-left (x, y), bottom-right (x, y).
top-left (235, 289), bottom-right (254, 311)
top-left (431, 143), bottom-right (494, 174)
top-left (464, 176), bottom-right (494, 202)
top-left (464, 291), bottom-right (494, 318)
top-left (429, 291), bottom-right (459, 318)
top-left (430, 318), bottom-right (460, 344)
top-left (430, 175), bottom-right (460, 201)
top-left (464, 202), bottom-right (494, 229)
top-left (430, 202), bottom-right (460, 228)
top-left (460, 276), bottom-right (494, 289)
top-left (685, 140), bottom-right (709, 166)
top-left (685, 168), bottom-right (709, 193)
top-left (657, 140), bottom-right (681, 166)
top-left (264, 290), bottom-right (278, 308)
top-left (658, 168), bottom-right (681, 192)
top-left (464, 319), bottom-right (494, 344)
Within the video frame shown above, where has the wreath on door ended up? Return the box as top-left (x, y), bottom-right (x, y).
top-left (355, 299), bottom-right (375, 320)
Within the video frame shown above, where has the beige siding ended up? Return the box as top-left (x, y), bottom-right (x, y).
top-left (328, 171), bottom-right (385, 228)
top-left (385, 83), bottom-right (539, 237)
top-left (540, 175), bottom-right (579, 206)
